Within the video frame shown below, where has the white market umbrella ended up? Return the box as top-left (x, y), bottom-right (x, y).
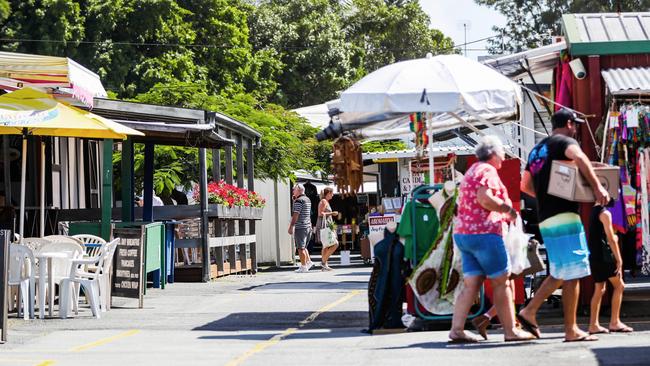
top-left (338, 54), bottom-right (522, 182)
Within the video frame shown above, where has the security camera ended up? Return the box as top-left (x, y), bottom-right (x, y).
top-left (569, 58), bottom-right (586, 80)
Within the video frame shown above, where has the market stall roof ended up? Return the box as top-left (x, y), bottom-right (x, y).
top-left (114, 120), bottom-right (234, 148)
top-left (0, 51), bottom-right (107, 107)
top-left (601, 67), bottom-right (650, 95)
top-left (562, 12), bottom-right (650, 56)
top-left (83, 98), bottom-right (260, 148)
top-left (482, 41), bottom-right (566, 80)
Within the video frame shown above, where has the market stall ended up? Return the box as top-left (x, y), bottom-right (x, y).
top-left (317, 54), bottom-right (526, 331)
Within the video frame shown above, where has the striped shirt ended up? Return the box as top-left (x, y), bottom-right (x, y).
top-left (292, 195), bottom-right (312, 229)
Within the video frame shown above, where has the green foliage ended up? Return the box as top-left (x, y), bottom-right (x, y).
top-left (476, 0), bottom-right (650, 54)
top-left (248, 0), bottom-right (363, 107)
top-left (134, 81), bottom-right (330, 180)
top-left (343, 0), bottom-right (457, 73)
top-left (361, 140), bottom-right (407, 153)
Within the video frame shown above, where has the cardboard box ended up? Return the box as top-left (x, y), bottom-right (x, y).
top-left (547, 160), bottom-right (620, 202)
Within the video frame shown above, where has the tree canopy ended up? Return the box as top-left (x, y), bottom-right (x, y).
top-left (0, 0), bottom-right (455, 186)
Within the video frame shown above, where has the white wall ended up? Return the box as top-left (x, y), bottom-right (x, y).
top-left (254, 178), bottom-right (294, 265)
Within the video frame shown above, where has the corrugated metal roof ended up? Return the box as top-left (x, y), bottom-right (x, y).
top-left (482, 42), bottom-right (566, 79)
top-left (601, 68), bottom-right (650, 95)
top-left (563, 12), bottom-right (650, 55)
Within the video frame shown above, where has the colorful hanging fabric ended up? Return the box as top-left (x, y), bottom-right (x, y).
top-left (409, 112), bottom-right (428, 149)
top-left (554, 51), bottom-right (573, 111)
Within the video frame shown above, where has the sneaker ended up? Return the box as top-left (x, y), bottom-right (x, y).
top-left (306, 261), bottom-right (314, 270)
top-left (294, 266), bottom-right (305, 273)
top-left (321, 263), bottom-right (333, 271)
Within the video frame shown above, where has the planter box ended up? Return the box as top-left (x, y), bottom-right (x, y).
top-left (210, 204), bottom-right (264, 220)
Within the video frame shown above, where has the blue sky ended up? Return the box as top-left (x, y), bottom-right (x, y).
top-left (420, 0), bottom-right (507, 58)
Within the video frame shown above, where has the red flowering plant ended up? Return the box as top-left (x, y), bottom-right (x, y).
top-left (194, 180), bottom-right (266, 208)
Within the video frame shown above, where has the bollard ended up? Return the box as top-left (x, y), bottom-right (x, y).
top-left (0, 230), bottom-right (10, 343)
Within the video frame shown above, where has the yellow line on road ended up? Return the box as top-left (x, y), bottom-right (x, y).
top-left (68, 329), bottom-right (141, 353)
top-left (225, 290), bottom-right (362, 366)
top-left (35, 361), bottom-right (56, 366)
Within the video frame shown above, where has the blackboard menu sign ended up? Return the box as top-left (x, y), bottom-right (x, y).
top-left (112, 227), bottom-right (144, 308)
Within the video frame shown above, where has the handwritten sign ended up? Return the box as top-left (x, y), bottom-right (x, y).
top-left (112, 227), bottom-right (144, 308)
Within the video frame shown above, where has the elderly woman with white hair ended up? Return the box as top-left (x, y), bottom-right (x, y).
top-left (448, 135), bottom-right (535, 343)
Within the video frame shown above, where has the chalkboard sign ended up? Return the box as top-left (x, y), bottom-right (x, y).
top-left (112, 227), bottom-right (145, 308)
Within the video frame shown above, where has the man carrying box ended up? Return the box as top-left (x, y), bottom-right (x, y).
top-left (518, 108), bottom-right (610, 343)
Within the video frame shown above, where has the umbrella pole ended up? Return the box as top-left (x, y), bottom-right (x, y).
top-left (18, 133), bottom-right (27, 242)
top-left (40, 140), bottom-right (45, 237)
top-left (427, 115), bottom-right (434, 184)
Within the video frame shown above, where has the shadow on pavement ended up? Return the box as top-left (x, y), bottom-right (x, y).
top-left (193, 311), bottom-right (368, 332)
top-left (197, 329), bottom-right (368, 341)
top-left (334, 272), bottom-right (371, 277)
top-left (591, 346), bottom-right (650, 365)
top-left (381, 340), bottom-right (538, 350)
top-left (238, 281), bottom-right (367, 291)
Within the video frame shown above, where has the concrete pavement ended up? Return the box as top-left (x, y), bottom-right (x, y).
top-left (2, 266), bottom-right (650, 366)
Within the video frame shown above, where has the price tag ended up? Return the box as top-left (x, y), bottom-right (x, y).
top-left (609, 111), bottom-right (620, 128)
top-left (626, 109), bottom-right (639, 128)
top-left (423, 214), bottom-right (429, 222)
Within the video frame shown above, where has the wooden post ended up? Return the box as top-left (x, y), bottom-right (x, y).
top-left (143, 143), bottom-right (154, 222)
top-left (247, 139), bottom-right (257, 273)
top-left (121, 139), bottom-right (134, 222)
top-left (236, 134), bottom-right (247, 271)
top-left (224, 131), bottom-right (235, 274)
top-left (199, 147), bottom-right (210, 282)
top-left (2, 136), bottom-right (11, 208)
top-left (212, 148), bottom-right (221, 182)
top-left (101, 139), bottom-right (113, 241)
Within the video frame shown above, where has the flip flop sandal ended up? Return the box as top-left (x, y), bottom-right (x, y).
top-left (516, 314), bottom-right (541, 339)
top-left (564, 334), bottom-right (599, 342)
top-left (609, 326), bottom-right (633, 333)
top-left (589, 329), bottom-right (610, 335)
top-left (448, 333), bottom-right (481, 344)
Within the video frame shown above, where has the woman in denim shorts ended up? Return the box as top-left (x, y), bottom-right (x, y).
top-left (448, 136), bottom-right (534, 343)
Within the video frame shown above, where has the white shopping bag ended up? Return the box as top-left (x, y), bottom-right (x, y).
top-left (504, 216), bottom-right (530, 275)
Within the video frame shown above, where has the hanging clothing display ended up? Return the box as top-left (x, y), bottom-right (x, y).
top-left (397, 199), bottom-right (439, 262)
top-left (407, 189), bottom-right (462, 315)
top-left (602, 103), bottom-right (650, 273)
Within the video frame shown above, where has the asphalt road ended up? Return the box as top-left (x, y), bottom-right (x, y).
top-left (2, 266), bottom-right (650, 366)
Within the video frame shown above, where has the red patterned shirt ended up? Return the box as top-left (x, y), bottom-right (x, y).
top-left (454, 162), bottom-right (510, 236)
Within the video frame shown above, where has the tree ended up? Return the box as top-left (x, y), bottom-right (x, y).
top-left (477, 0), bottom-right (650, 54)
top-left (80, 0), bottom-right (200, 97)
top-left (177, 0), bottom-right (283, 100)
top-left (343, 0), bottom-right (456, 73)
top-left (1, 0), bottom-right (85, 57)
top-left (134, 81), bottom-right (331, 181)
top-left (248, 0), bottom-right (363, 107)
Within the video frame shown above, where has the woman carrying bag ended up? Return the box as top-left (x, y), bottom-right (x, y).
top-left (316, 187), bottom-right (339, 271)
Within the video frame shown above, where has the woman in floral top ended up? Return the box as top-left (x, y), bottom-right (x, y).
top-left (448, 135), bottom-right (534, 343)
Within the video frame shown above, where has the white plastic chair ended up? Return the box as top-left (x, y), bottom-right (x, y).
top-left (8, 244), bottom-right (36, 319)
top-left (43, 235), bottom-right (84, 245)
top-left (21, 237), bottom-right (51, 254)
top-left (72, 234), bottom-right (106, 258)
top-left (36, 241), bottom-right (85, 314)
top-left (60, 239), bottom-right (119, 319)
top-left (98, 239), bottom-right (119, 312)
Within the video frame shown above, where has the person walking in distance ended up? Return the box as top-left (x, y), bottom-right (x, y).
top-left (587, 201), bottom-right (633, 335)
top-left (519, 109), bottom-right (610, 342)
top-left (289, 184), bottom-right (314, 273)
top-left (316, 187), bottom-right (339, 271)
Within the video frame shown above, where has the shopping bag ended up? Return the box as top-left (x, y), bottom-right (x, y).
top-left (340, 250), bottom-right (351, 265)
top-left (520, 238), bottom-right (546, 276)
top-left (504, 216), bottom-right (530, 275)
top-left (319, 226), bottom-right (338, 248)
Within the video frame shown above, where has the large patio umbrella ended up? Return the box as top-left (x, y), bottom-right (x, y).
top-left (337, 54), bottom-right (522, 182)
top-left (0, 87), bottom-right (143, 239)
top-left (0, 51), bottom-right (107, 107)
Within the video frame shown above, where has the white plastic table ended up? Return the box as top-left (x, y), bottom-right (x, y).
top-left (35, 252), bottom-right (68, 319)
